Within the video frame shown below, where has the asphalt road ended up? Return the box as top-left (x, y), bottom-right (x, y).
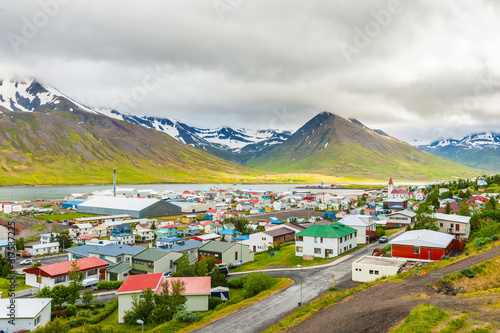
top-left (14, 253), bottom-right (68, 270)
top-left (194, 239), bottom-right (390, 333)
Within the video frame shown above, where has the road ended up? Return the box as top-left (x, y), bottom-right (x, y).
top-left (194, 238), bottom-right (392, 333)
top-left (14, 253), bottom-right (68, 270)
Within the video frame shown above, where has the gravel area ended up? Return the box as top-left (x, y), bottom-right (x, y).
top-left (287, 245), bottom-right (500, 333)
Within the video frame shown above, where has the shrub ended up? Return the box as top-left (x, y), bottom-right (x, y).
top-left (242, 272), bottom-right (276, 298)
top-left (214, 302), bottom-right (227, 311)
top-left (96, 281), bottom-right (124, 290)
top-left (228, 275), bottom-right (247, 289)
top-left (66, 305), bottom-right (77, 317)
top-left (225, 293), bottom-right (245, 305)
top-left (329, 287), bottom-right (339, 292)
top-left (209, 297), bottom-right (223, 310)
top-left (173, 310), bottom-right (199, 322)
top-left (493, 234), bottom-right (499, 241)
top-left (92, 308), bottom-right (100, 315)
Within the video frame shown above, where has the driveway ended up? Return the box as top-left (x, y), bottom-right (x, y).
top-left (193, 235), bottom-right (397, 333)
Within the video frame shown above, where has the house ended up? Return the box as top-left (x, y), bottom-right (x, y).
top-left (39, 233), bottom-right (60, 244)
top-left (434, 213), bottom-right (471, 240)
top-left (243, 226), bottom-right (297, 253)
top-left (389, 189), bottom-right (410, 200)
top-left (389, 229), bottom-right (454, 261)
top-left (414, 190), bottom-right (426, 201)
top-left (386, 210), bottom-right (417, 227)
top-left (69, 223), bottom-right (94, 238)
top-left (205, 223), bottom-right (223, 234)
top-left (0, 298), bottom-right (52, 332)
top-left (112, 224), bottom-right (133, 235)
top-left (218, 228), bottom-right (241, 242)
top-left (66, 243), bottom-right (145, 265)
top-left (110, 233), bottom-right (135, 245)
top-left (383, 199), bottom-right (408, 210)
top-left (134, 228), bottom-right (155, 242)
top-left (352, 256), bottom-right (406, 282)
top-left (116, 273), bottom-right (211, 323)
top-left (436, 201), bottom-right (460, 214)
top-left (157, 239), bottom-right (204, 257)
top-left (76, 234), bottom-right (100, 245)
top-left (198, 240), bottom-right (254, 265)
top-left (339, 215), bottom-right (377, 244)
top-left (181, 214), bottom-right (198, 224)
top-left (92, 225), bottom-right (108, 237)
top-left (191, 233), bottom-right (221, 243)
top-left (158, 225), bottom-right (182, 237)
top-left (24, 257), bottom-right (109, 288)
top-left (78, 197), bottom-right (171, 218)
top-left (73, 214), bottom-right (132, 226)
top-left (27, 242), bottom-right (60, 256)
top-left (130, 248), bottom-right (182, 275)
top-left (184, 224), bottom-right (202, 236)
top-left (294, 222), bottom-right (357, 259)
top-left (0, 239), bottom-right (11, 257)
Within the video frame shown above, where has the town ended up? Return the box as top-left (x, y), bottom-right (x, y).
top-left (1, 174), bottom-right (499, 332)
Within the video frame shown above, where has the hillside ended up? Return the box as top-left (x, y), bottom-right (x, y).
top-left (419, 133), bottom-right (500, 172)
top-left (0, 107), bottom-right (260, 185)
top-left (246, 112), bottom-right (483, 180)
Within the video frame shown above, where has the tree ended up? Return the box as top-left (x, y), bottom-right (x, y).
top-left (0, 254), bottom-right (10, 278)
top-left (51, 285), bottom-right (69, 310)
top-left (135, 234), bottom-right (142, 242)
top-left (31, 261), bottom-right (42, 268)
top-left (151, 222), bottom-right (157, 230)
top-left (414, 202), bottom-right (438, 231)
top-left (195, 258), bottom-right (208, 277)
top-left (485, 198), bottom-right (498, 211)
top-left (56, 232), bottom-right (73, 251)
top-left (124, 287), bottom-right (156, 324)
top-left (82, 290), bottom-right (96, 309)
top-left (172, 253), bottom-right (196, 277)
top-left (151, 279), bottom-right (187, 323)
top-left (14, 237), bottom-right (26, 251)
top-left (210, 267), bottom-right (227, 287)
top-left (457, 200), bottom-right (471, 217)
top-left (36, 286), bottom-right (52, 299)
top-left (66, 260), bottom-right (83, 305)
top-left (443, 202), bottom-right (452, 214)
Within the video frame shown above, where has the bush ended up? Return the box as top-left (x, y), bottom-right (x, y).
top-left (376, 228), bottom-right (386, 238)
top-left (228, 275), bottom-right (247, 289)
top-left (173, 310), bottom-right (199, 322)
top-left (492, 234), bottom-right (498, 241)
top-left (209, 297), bottom-right (223, 310)
top-left (92, 308), bottom-right (100, 315)
top-left (242, 272), bottom-right (276, 298)
top-left (96, 281), bottom-right (124, 290)
top-left (66, 305), bottom-right (77, 317)
top-left (214, 302), bottom-right (227, 311)
top-left (225, 293), bottom-right (245, 305)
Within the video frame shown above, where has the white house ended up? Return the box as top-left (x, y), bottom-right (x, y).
top-left (434, 213), bottom-right (471, 240)
top-left (39, 233), bottom-right (60, 244)
top-left (0, 298), bottom-right (52, 332)
top-left (24, 257), bottom-right (109, 288)
top-left (69, 223), bottom-right (94, 238)
top-left (386, 210), bottom-right (417, 227)
top-left (27, 242), bottom-right (60, 256)
top-left (414, 190), bottom-right (425, 201)
top-left (339, 215), bottom-right (377, 244)
top-left (294, 222), bottom-right (357, 259)
top-left (110, 233), bottom-right (135, 245)
top-left (133, 228), bottom-right (155, 242)
top-left (352, 256), bottom-right (406, 282)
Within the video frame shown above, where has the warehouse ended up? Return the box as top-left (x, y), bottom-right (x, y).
top-left (77, 197), bottom-right (170, 218)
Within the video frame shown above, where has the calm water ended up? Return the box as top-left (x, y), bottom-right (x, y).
top-left (0, 183), bottom-right (375, 202)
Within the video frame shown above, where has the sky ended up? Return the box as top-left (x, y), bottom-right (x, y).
top-left (1, 0), bottom-right (500, 145)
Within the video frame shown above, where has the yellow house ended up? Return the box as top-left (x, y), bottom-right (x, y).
top-left (181, 214), bottom-right (198, 224)
top-left (264, 206), bottom-right (273, 212)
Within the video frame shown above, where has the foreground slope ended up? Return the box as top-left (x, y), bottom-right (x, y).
top-left (0, 108), bottom-right (260, 185)
top-left (247, 112), bottom-right (482, 180)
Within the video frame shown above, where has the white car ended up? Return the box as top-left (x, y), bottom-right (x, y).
top-left (82, 278), bottom-right (99, 288)
top-left (20, 259), bottom-right (32, 266)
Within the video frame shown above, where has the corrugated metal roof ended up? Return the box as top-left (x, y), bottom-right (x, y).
top-left (198, 240), bottom-right (236, 253)
top-left (389, 229), bottom-right (454, 248)
top-left (433, 213), bottom-right (471, 223)
top-left (24, 257), bottom-right (109, 278)
top-left (340, 215), bottom-right (375, 227)
top-left (116, 272), bottom-right (163, 294)
top-left (295, 222), bottom-right (357, 239)
top-left (132, 248), bottom-right (169, 261)
top-left (106, 262), bottom-right (132, 274)
top-left (89, 244), bottom-right (145, 256)
top-left (78, 196), bottom-right (161, 211)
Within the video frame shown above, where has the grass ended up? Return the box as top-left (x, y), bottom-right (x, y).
top-left (0, 276), bottom-right (32, 298)
top-left (438, 315), bottom-right (468, 333)
top-left (239, 244), bottom-right (366, 271)
top-left (33, 212), bottom-right (99, 221)
top-left (391, 303), bottom-right (449, 333)
top-left (386, 227), bottom-right (406, 237)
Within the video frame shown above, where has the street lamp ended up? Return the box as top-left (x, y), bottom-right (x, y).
top-left (137, 319), bottom-right (144, 333)
top-left (297, 264), bottom-right (302, 307)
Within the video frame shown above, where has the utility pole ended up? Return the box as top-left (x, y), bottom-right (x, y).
top-left (113, 168), bottom-right (117, 197)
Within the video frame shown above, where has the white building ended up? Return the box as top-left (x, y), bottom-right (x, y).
top-left (134, 228), bottom-right (155, 242)
top-left (0, 298), bottom-right (52, 332)
top-left (69, 223), bottom-right (94, 238)
top-left (28, 242), bottom-right (60, 256)
top-left (352, 256), bottom-right (406, 282)
top-left (39, 233), bottom-right (60, 244)
top-left (434, 213), bottom-right (471, 240)
top-left (295, 222), bottom-right (357, 258)
top-left (339, 215), bottom-right (377, 244)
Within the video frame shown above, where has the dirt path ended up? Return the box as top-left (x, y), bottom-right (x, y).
top-left (287, 245), bottom-right (500, 333)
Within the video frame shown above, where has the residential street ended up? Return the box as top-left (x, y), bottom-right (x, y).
top-left (194, 236), bottom-right (394, 333)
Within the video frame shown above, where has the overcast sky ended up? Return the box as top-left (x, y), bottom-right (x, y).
top-left (1, 0), bottom-right (500, 144)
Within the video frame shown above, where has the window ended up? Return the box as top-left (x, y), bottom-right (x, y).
top-left (296, 246), bottom-right (303, 252)
top-left (235, 252), bottom-right (238, 260)
top-left (320, 237), bottom-right (323, 243)
top-left (349, 244), bottom-right (352, 249)
top-left (369, 270), bottom-right (374, 274)
top-left (88, 269), bottom-right (97, 276)
top-left (147, 263), bottom-right (154, 269)
top-left (55, 276), bottom-right (65, 283)
top-left (37, 276), bottom-right (42, 284)
top-left (170, 260), bottom-right (173, 269)
top-left (34, 315), bottom-right (41, 326)
top-left (375, 271), bottom-right (379, 275)
top-left (440, 223), bottom-right (443, 227)
top-left (413, 246), bottom-right (420, 254)
top-left (117, 257), bottom-right (122, 263)
top-left (314, 248), bottom-right (321, 254)
top-left (314, 237), bottom-right (318, 243)
top-left (296, 236), bottom-right (303, 241)
top-left (126, 257), bottom-right (130, 262)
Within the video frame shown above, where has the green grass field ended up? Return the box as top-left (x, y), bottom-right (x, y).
top-left (33, 212), bottom-right (99, 221)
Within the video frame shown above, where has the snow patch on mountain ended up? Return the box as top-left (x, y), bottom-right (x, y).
top-left (420, 132), bottom-right (500, 150)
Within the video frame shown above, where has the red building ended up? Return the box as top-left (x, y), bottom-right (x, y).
top-left (389, 229), bottom-right (454, 261)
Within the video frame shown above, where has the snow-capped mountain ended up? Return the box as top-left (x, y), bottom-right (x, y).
top-left (0, 79), bottom-right (292, 163)
top-left (418, 132), bottom-right (500, 172)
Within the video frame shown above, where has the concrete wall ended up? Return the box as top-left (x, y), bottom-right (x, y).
top-left (296, 233), bottom-right (357, 258)
top-left (185, 295), bottom-right (209, 312)
top-left (118, 293), bottom-right (134, 323)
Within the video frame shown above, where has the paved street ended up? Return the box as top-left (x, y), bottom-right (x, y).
top-left (14, 253), bottom-right (68, 270)
top-left (194, 236), bottom-right (397, 333)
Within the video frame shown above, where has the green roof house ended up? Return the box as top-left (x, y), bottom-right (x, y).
top-left (295, 222), bottom-right (358, 259)
top-left (130, 248), bottom-right (182, 275)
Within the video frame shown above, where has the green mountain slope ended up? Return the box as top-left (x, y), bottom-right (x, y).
top-left (246, 112), bottom-right (483, 180)
top-left (0, 108), bottom-right (260, 185)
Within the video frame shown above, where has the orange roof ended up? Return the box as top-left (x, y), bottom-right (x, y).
top-left (116, 273), bottom-right (163, 294)
top-left (388, 177), bottom-right (394, 185)
top-left (78, 234), bottom-right (99, 240)
top-left (24, 257), bottom-right (108, 278)
top-left (157, 277), bottom-right (211, 295)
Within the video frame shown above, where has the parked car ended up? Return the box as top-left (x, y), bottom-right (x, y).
top-left (379, 236), bottom-right (388, 243)
top-left (163, 272), bottom-right (172, 278)
top-left (82, 278), bottom-right (99, 288)
top-left (20, 259), bottom-right (32, 266)
top-left (22, 253), bottom-right (32, 258)
top-left (218, 264), bottom-right (229, 276)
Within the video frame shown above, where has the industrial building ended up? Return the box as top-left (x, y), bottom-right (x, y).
top-left (77, 197), bottom-right (170, 218)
